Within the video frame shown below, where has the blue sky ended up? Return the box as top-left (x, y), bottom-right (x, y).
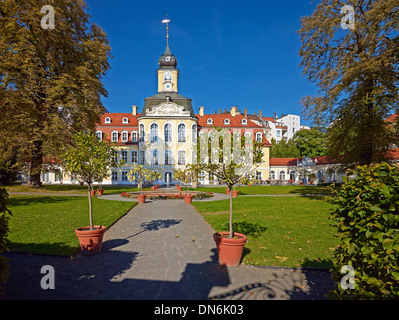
top-left (85, 0), bottom-right (319, 125)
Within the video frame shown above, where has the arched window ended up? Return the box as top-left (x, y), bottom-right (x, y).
top-left (112, 131), bottom-right (118, 142)
top-left (104, 117), bottom-right (111, 124)
top-left (178, 123), bottom-right (186, 142)
top-left (150, 123), bottom-right (158, 143)
top-left (139, 150), bottom-right (145, 165)
top-left (256, 132), bottom-right (262, 142)
top-left (290, 171), bottom-right (296, 181)
top-left (270, 170), bottom-right (275, 180)
top-left (121, 131), bottom-right (128, 142)
top-left (207, 118), bottom-right (213, 125)
top-left (192, 124), bottom-right (197, 143)
top-left (279, 170), bottom-right (285, 180)
top-left (224, 118), bottom-right (230, 125)
top-left (164, 123), bottom-right (172, 143)
top-left (122, 117), bottom-right (129, 124)
top-left (178, 150), bottom-right (186, 165)
top-left (151, 149), bottom-right (158, 165)
top-left (139, 124), bottom-right (145, 143)
top-left (165, 171), bottom-right (172, 183)
top-left (96, 131), bottom-right (102, 140)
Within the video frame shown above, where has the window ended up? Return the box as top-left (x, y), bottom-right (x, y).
top-left (178, 150), bottom-right (186, 165)
top-left (256, 132), bottom-right (262, 142)
top-left (121, 131), bottom-right (128, 142)
top-left (96, 131), bottom-right (102, 140)
top-left (139, 124), bottom-right (145, 143)
top-left (121, 171), bottom-right (128, 181)
top-left (165, 150), bottom-right (172, 165)
top-left (206, 118), bottom-right (213, 125)
top-left (122, 117), bottom-right (129, 124)
top-left (121, 150), bottom-right (128, 162)
top-left (192, 124), bottom-right (197, 143)
top-left (224, 118), bottom-right (230, 125)
top-left (164, 123), bottom-right (172, 143)
top-left (111, 171), bottom-right (118, 181)
top-left (277, 130), bottom-right (281, 137)
top-left (112, 150), bottom-right (118, 163)
top-left (105, 117), bottom-right (111, 124)
top-left (131, 150), bottom-right (138, 163)
top-left (241, 118), bottom-right (247, 125)
top-left (112, 131), bottom-right (118, 142)
top-left (150, 123), bottom-right (158, 143)
top-left (178, 123), bottom-right (186, 142)
top-left (198, 171), bottom-right (205, 181)
top-left (256, 171), bottom-right (262, 180)
top-left (139, 150), bottom-right (145, 165)
top-left (151, 149), bottom-right (158, 165)
top-left (131, 131), bottom-right (137, 142)
top-left (269, 170), bottom-right (275, 180)
top-left (244, 132), bottom-right (251, 140)
top-left (279, 171), bottom-right (285, 180)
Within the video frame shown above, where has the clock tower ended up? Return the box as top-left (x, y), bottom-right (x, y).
top-left (157, 20), bottom-right (179, 93)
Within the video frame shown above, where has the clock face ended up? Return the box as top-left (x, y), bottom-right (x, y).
top-left (165, 56), bottom-right (171, 62)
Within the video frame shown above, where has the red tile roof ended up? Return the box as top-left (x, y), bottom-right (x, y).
top-left (269, 158), bottom-right (298, 166)
top-left (196, 113), bottom-right (260, 128)
top-left (98, 113), bottom-right (140, 126)
top-left (386, 113), bottom-right (398, 124)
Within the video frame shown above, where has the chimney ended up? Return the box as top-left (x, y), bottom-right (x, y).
top-left (259, 110), bottom-right (262, 119)
top-left (199, 106), bottom-right (204, 117)
top-left (230, 106), bottom-right (237, 117)
top-left (132, 105), bottom-right (137, 116)
top-left (219, 109), bottom-right (222, 114)
top-left (244, 108), bottom-right (247, 118)
top-left (273, 112), bottom-right (277, 120)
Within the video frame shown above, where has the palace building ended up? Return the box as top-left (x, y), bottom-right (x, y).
top-left (95, 37), bottom-right (272, 185)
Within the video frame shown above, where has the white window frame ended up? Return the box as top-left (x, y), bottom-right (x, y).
top-left (139, 124), bottom-right (145, 143)
top-left (104, 117), bottom-right (111, 124)
top-left (165, 149), bottom-right (173, 165)
top-left (150, 123), bottom-right (158, 143)
top-left (178, 123), bottom-right (186, 142)
top-left (206, 118), bottom-right (213, 125)
top-left (256, 132), bottom-right (262, 142)
top-left (192, 124), bottom-right (197, 143)
top-left (121, 171), bottom-right (128, 181)
top-left (151, 149), bottom-right (158, 165)
top-left (164, 123), bottom-right (172, 143)
top-left (224, 118), bottom-right (230, 125)
top-left (111, 171), bottom-right (118, 181)
top-left (121, 131), bottom-right (128, 142)
top-left (241, 118), bottom-right (247, 125)
top-left (131, 131), bottom-right (138, 142)
top-left (96, 130), bottom-right (102, 140)
top-left (177, 150), bottom-right (186, 165)
top-left (139, 150), bottom-right (145, 165)
top-left (121, 150), bottom-right (128, 162)
top-left (122, 117), bottom-right (129, 124)
top-left (111, 131), bottom-right (118, 142)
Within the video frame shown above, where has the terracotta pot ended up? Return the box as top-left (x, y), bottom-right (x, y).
top-left (231, 190), bottom-right (239, 198)
top-left (177, 186), bottom-right (182, 191)
top-left (90, 190), bottom-right (96, 196)
top-left (155, 185), bottom-right (160, 188)
top-left (137, 194), bottom-right (146, 204)
top-left (184, 194), bottom-right (193, 204)
top-left (97, 189), bottom-right (104, 195)
top-left (225, 189), bottom-right (230, 195)
top-left (213, 232), bottom-right (247, 267)
top-left (75, 225), bottom-right (106, 256)
top-left (151, 186), bottom-right (157, 191)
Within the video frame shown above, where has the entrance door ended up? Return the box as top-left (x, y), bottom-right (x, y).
top-left (165, 172), bottom-right (172, 184)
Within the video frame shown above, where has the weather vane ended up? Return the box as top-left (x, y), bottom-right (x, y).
top-left (162, 16), bottom-right (170, 46)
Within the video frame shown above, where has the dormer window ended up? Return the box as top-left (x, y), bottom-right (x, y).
top-left (104, 117), bottom-right (111, 124)
top-left (206, 118), bottom-right (213, 125)
top-left (224, 118), bottom-right (230, 125)
top-left (241, 118), bottom-right (248, 125)
top-left (122, 117), bottom-right (129, 124)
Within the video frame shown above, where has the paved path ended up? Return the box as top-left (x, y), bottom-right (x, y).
top-left (2, 195), bottom-right (335, 300)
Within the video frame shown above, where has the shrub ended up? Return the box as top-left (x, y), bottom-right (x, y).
top-left (328, 163), bottom-right (399, 299)
top-left (0, 187), bottom-right (12, 294)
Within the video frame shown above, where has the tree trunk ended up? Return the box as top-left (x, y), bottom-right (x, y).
top-left (88, 184), bottom-right (94, 230)
top-left (229, 186), bottom-right (233, 239)
top-left (29, 141), bottom-right (43, 187)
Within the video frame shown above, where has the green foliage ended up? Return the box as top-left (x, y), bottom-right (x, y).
top-left (329, 163), bottom-right (399, 299)
top-left (127, 164), bottom-right (152, 193)
top-left (0, 187), bottom-right (12, 294)
top-left (293, 128), bottom-right (327, 158)
top-left (270, 138), bottom-right (300, 158)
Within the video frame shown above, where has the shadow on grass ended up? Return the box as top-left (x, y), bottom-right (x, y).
top-left (301, 257), bottom-right (333, 270)
top-left (9, 195), bottom-right (84, 206)
top-left (222, 221), bottom-right (267, 238)
top-left (7, 241), bottom-right (80, 257)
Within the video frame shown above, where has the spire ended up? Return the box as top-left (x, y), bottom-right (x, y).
top-left (162, 17), bottom-right (171, 54)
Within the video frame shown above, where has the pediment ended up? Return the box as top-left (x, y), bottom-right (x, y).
top-left (145, 102), bottom-right (191, 117)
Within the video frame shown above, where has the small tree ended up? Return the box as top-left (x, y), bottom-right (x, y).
top-left (150, 171), bottom-right (162, 187)
top-left (61, 130), bottom-right (119, 230)
top-left (127, 164), bottom-right (152, 194)
top-left (175, 164), bottom-right (197, 195)
top-left (199, 129), bottom-right (264, 238)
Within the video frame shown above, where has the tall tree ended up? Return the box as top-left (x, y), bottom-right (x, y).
top-left (293, 128), bottom-right (327, 158)
top-left (0, 0), bottom-right (111, 186)
top-left (298, 0), bottom-right (399, 167)
top-left (270, 138), bottom-right (301, 158)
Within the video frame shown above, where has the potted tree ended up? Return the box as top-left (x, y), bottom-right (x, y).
top-left (175, 164), bottom-right (197, 204)
top-left (61, 130), bottom-right (119, 255)
top-left (127, 164), bottom-right (151, 203)
top-left (150, 171), bottom-right (162, 191)
top-left (199, 128), bottom-right (263, 267)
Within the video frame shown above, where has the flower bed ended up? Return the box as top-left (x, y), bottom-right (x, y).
top-left (120, 191), bottom-right (213, 200)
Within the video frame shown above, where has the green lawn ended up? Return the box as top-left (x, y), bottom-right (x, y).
top-left (7, 195), bottom-right (137, 256)
top-left (193, 196), bottom-right (339, 268)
